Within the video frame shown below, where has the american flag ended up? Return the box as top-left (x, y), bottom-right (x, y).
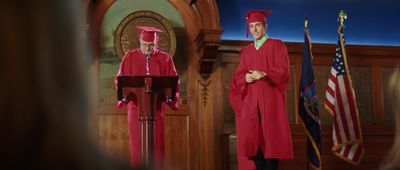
top-left (324, 28), bottom-right (364, 165)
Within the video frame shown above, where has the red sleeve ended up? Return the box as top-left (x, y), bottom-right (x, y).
top-left (229, 49), bottom-right (248, 117)
top-left (165, 54), bottom-right (179, 111)
top-left (115, 51), bottom-right (131, 108)
top-left (264, 40), bottom-right (290, 91)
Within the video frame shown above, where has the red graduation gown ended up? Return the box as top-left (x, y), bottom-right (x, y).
top-left (115, 49), bottom-right (179, 167)
top-left (229, 38), bottom-right (293, 170)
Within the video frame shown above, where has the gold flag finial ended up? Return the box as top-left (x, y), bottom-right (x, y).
top-left (338, 10), bottom-right (347, 27)
top-left (304, 17), bottom-right (309, 29)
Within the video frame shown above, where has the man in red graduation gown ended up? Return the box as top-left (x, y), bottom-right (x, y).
top-left (115, 26), bottom-right (179, 167)
top-left (229, 10), bottom-right (293, 170)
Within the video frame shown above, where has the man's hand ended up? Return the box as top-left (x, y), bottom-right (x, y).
top-left (246, 72), bottom-right (256, 83)
top-left (246, 70), bottom-right (266, 83)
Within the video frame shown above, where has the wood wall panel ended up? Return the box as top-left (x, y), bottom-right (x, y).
top-left (97, 107), bottom-right (191, 168)
top-left (98, 114), bottom-right (130, 163)
top-left (279, 135), bottom-right (308, 170)
top-left (221, 61), bottom-right (238, 126)
top-left (382, 67), bottom-right (396, 124)
top-left (314, 66), bottom-right (333, 125)
top-left (165, 115), bottom-right (189, 170)
top-left (287, 65), bottom-right (297, 124)
top-left (351, 66), bottom-right (374, 125)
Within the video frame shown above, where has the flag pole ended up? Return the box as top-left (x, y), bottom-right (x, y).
top-left (304, 17), bottom-right (313, 60)
top-left (336, 10), bottom-right (365, 165)
top-left (337, 10), bottom-right (350, 75)
top-left (338, 8), bottom-right (365, 153)
top-left (302, 16), bottom-right (322, 170)
top-left (338, 10), bottom-right (347, 28)
top-left (304, 17), bottom-right (311, 170)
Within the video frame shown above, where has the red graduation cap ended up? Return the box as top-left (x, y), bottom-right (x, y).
top-left (137, 26), bottom-right (163, 42)
top-left (244, 10), bottom-right (272, 37)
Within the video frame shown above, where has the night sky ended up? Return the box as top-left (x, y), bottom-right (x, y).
top-left (217, 0), bottom-right (400, 46)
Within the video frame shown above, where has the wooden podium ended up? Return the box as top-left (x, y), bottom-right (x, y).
top-left (116, 75), bottom-right (178, 169)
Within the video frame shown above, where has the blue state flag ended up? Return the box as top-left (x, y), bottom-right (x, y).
top-left (299, 28), bottom-right (322, 169)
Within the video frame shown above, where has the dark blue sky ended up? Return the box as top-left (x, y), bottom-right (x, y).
top-left (217, 0), bottom-right (400, 46)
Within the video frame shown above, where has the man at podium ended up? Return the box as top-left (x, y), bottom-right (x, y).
top-left (115, 25), bottom-right (179, 167)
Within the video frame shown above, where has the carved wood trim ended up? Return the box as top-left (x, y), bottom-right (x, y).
top-left (195, 29), bottom-right (224, 78)
top-left (172, 0), bottom-right (223, 79)
top-left (220, 40), bottom-right (400, 58)
top-left (90, 0), bottom-right (116, 64)
top-left (372, 66), bottom-right (384, 124)
top-left (198, 80), bottom-right (211, 107)
top-left (219, 40), bottom-right (400, 66)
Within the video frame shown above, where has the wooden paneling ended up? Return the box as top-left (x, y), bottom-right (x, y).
top-left (165, 115), bottom-right (189, 170)
top-left (382, 67), bottom-right (396, 124)
top-left (221, 61), bottom-right (237, 126)
top-left (314, 65), bottom-right (333, 125)
top-left (98, 114), bottom-right (130, 163)
top-left (372, 66), bottom-right (384, 124)
top-left (351, 67), bottom-right (374, 124)
top-left (287, 65), bottom-right (297, 124)
top-left (279, 135), bottom-right (308, 170)
top-left (219, 40), bottom-right (400, 169)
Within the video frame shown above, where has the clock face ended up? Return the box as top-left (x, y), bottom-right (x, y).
top-left (114, 10), bottom-right (176, 60)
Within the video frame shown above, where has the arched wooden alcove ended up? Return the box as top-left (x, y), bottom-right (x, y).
top-left (85, 0), bottom-right (224, 169)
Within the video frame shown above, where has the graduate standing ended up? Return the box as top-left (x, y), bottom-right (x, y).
top-left (229, 10), bottom-right (293, 170)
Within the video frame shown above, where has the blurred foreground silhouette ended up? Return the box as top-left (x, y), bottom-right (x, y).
top-left (0, 1), bottom-right (134, 169)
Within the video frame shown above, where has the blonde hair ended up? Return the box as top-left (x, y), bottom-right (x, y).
top-left (380, 66), bottom-right (400, 170)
